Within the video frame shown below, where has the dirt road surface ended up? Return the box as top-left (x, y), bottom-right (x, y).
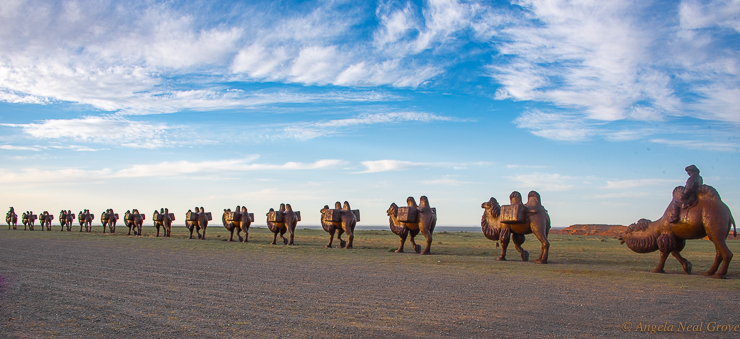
top-left (1, 230), bottom-right (739, 338)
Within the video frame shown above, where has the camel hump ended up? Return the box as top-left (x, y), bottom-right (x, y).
top-left (698, 184), bottom-right (721, 200)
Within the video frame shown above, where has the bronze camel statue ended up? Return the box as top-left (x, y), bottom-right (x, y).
top-left (186, 207), bottom-right (212, 239)
top-left (101, 209), bottom-right (118, 233)
top-left (619, 185), bottom-right (736, 278)
top-left (153, 208), bottom-right (174, 237)
top-left (6, 207), bottom-right (17, 230)
top-left (124, 209), bottom-right (146, 236)
top-left (77, 209), bottom-right (94, 232)
top-left (320, 201), bottom-right (358, 249)
top-left (39, 211), bottom-right (54, 231)
top-left (386, 196), bottom-right (437, 255)
top-left (59, 210), bottom-right (75, 232)
top-left (22, 211), bottom-right (37, 230)
top-left (222, 205), bottom-right (253, 242)
top-left (480, 191), bottom-right (551, 263)
top-left (266, 203), bottom-right (300, 245)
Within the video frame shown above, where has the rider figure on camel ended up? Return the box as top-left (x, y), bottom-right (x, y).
top-left (669, 165), bottom-right (702, 223)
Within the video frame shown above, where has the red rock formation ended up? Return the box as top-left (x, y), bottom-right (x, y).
top-left (552, 224), bottom-right (738, 240)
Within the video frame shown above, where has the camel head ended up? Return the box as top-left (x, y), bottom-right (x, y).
top-left (481, 197), bottom-right (501, 218)
top-left (343, 201), bottom-right (351, 210)
top-left (386, 203), bottom-right (399, 217)
top-left (406, 197), bottom-right (417, 207)
top-left (419, 196), bottom-right (430, 208)
top-left (510, 191), bottom-right (522, 204)
top-left (618, 218), bottom-right (658, 253)
top-left (321, 205), bottom-right (329, 213)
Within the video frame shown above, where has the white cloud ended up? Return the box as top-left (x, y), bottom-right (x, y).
top-left (506, 164), bottom-right (548, 169)
top-left (357, 159), bottom-right (486, 174)
top-left (592, 192), bottom-right (651, 199)
top-left (358, 160), bottom-right (426, 173)
top-left (2, 116), bottom-right (170, 149)
top-left (421, 175), bottom-right (474, 186)
top-left (509, 172), bottom-right (575, 192)
top-left (0, 158), bottom-right (348, 184)
top-left (281, 112), bottom-right (456, 141)
top-left (0, 144), bottom-right (42, 151)
top-left (513, 110), bottom-right (595, 141)
top-left (603, 178), bottom-right (681, 189)
top-left (649, 138), bottom-right (740, 152)
top-left (493, 0), bottom-right (740, 142)
top-left (679, 0), bottom-right (740, 32)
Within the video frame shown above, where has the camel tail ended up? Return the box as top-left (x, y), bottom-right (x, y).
top-left (732, 214), bottom-right (736, 238)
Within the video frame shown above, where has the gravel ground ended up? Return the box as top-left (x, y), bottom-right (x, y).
top-left (1, 233), bottom-right (739, 338)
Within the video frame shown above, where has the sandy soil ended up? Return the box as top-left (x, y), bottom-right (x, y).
top-left (1, 231), bottom-right (739, 338)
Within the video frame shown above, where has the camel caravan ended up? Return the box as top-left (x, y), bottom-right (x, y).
top-left (3, 165), bottom-right (736, 278)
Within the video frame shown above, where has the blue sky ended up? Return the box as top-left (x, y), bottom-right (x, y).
top-left (0, 0), bottom-right (738, 227)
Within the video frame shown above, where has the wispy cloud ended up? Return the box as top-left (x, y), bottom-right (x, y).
top-left (513, 110), bottom-right (595, 142)
top-left (357, 159), bottom-right (487, 174)
top-left (603, 178), bottom-right (681, 189)
top-left (0, 145), bottom-right (43, 151)
top-left (506, 164), bottom-right (548, 169)
top-left (421, 175), bottom-right (475, 186)
top-left (2, 117), bottom-right (171, 149)
top-left (0, 158), bottom-right (347, 184)
top-left (0, 144), bottom-right (103, 152)
top-left (508, 172), bottom-right (575, 192)
top-left (282, 112), bottom-right (457, 141)
top-left (491, 0), bottom-right (740, 144)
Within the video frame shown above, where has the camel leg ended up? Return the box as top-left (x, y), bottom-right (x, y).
top-left (497, 228), bottom-right (511, 261)
top-left (670, 239), bottom-right (691, 274)
top-left (420, 226), bottom-right (433, 255)
top-left (395, 229), bottom-right (408, 253)
top-left (338, 229), bottom-right (346, 249)
top-left (532, 227), bottom-right (550, 264)
top-left (280, 228), bottom-right (288, 245)
top-left (671, 251), bottom-right (692, 274)
top-left (271, 230), bottom-right (278, 245)
top-left (344, 227), bottom-right (354, 249)
top-left (155, 225), bottom-right (159, 237)
top-left (287, 229), bottom-right (294, 246)
top-left (128, 226), bottom-right (133, 236)
top-left (512, 233), bottom-right (529, 262)
top-left (409, 229), bottom-right (422, 254)
top-left (243, 227), bottom-right (249, 242)
top-left (652, 251), bottom-right (669, 273)
top-left (325, 228), bottom-right (335, 248)
top-left (201, 225), bottom-right (207, 240)
top-left (704, 238), bottom-right (733, 279)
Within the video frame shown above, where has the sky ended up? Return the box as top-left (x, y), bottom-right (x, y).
top-left (0, 0), bottom-right (738, 227)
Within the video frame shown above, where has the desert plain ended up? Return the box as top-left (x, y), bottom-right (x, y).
top-left (1, 226), bottom-right (739, 338)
